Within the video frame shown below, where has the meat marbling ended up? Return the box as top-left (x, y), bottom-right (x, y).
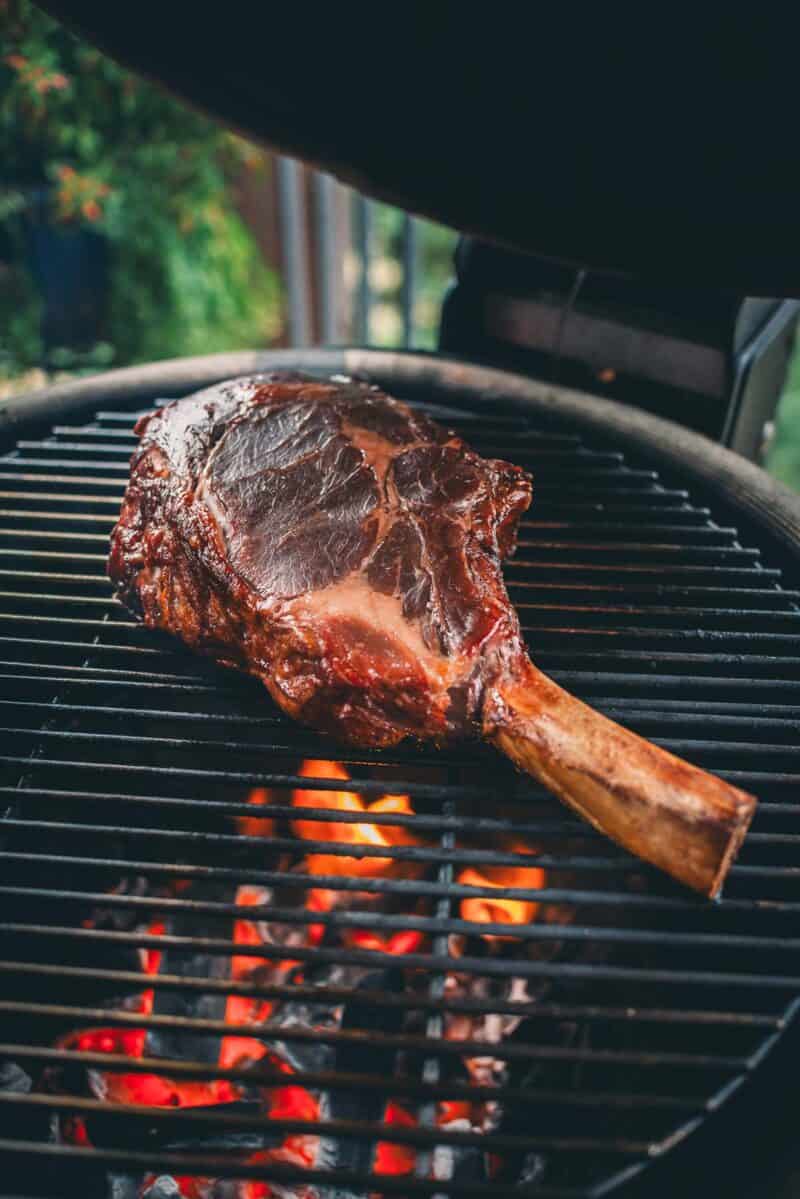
top-left (109, 374), bottom-right (757, 897)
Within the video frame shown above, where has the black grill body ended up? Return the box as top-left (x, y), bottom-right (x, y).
top-left (440, 239), bottom-right (800, 459)
top-left (1, 350), bottom-right (799, 1199)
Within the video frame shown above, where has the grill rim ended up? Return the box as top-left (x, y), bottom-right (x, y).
top-left (2, 347), bottom-right (800, 1199)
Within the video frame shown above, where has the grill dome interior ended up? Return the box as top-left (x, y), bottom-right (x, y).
top-left (0, 350), bottom-right (798, 1199)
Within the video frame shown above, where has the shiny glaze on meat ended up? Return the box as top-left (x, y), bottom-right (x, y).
top-left (109, 374), bottom-right (532, 747)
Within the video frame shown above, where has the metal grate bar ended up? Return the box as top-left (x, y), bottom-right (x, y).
top-left (2, 847), bottom-right (798, 917)
top-left (0, 1139), bottom-right (592, 1198)
top-left (5, 698), bottom-right (800, 743)
top-left (3, 922), bottom-right (799, 991)
top-left (6, 719), bottom-right (800, 783)
top-left (6, 696), bottom-right (800, 743)
top-left (2, 782), bottom-right (798, 839)
top-left (0, 963), bottom-right (779, 1031)
top-left (0, 1041), bottom-right (705, 1113)
top-left (0, 1001), bottom-right (750, 1073)
top-left (6, 752), bottom-right (800, 797)
top-left (0, 1090), bottom-right (656, 1157)
top-left (3, 883), bottom-right (799, 959)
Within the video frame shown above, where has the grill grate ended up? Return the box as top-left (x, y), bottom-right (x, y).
top-left (0, 385), bottom-right (799, 1198)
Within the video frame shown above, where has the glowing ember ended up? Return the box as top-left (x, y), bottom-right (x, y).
top-left (57, 905), bottom-right (243, 1111)
top-left (374, 1097), bottom-right (499, 1180)
top-left (292, 759), bottom-right (421, 879)
top-left (55, 896), bottom-right (277, 1121)
top-left (229, 885), bottom-right (280, 987)
top-left (375, 1099), bottom-right (417, 1176)
top-left (57, 883), bottom-right (326, 1198)
top-left (50, 778), bottom-right (545, 1194)
top-left (141, 919), bottom-right (166, 977)
top-left (57, 916), bottom-right (165, 1088)
top-left (58, 1014), bottom-right (242, 1110)
top-left (141, 1177), bottom-right (214, 1199)
top-left (344, 927), bottom-right (424, 955)
top-left (458, 839), bottom-right (545, 939)
top-left (100, 1071), bottom-right (239, 1109)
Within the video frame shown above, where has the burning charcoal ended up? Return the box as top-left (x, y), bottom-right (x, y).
top-left (90, 877), bottom-right (157, 933)
top-left (141, 1179), bottom-right (182, 1199)
top-left (229, 881), bottom-right (323, 995)
top-left (518, 1151), bottom-right (548, 1184)
top-left (441, 973), bottom-right (536, 1076)
top-left (441, 842), bottom-right (583, 1105)
top-left (59, 876), bottom-right (177, 1012)
top-left (107, 1174), bottom-right (143, 1199)
top-left (0, 1056), bottom-right (47, 1145)
top-left (326, 966), bottom-right (406, 1191)
top-left (112, 1097), bottom-right (326, 1199)
top-left (55, 871), bottom-right (407, 1199)
top-left (0, 1058), bottom-right (32, 1093)
top-left (245, 954), bottom-right (409, 1198)
top-left (255, 954), bottom-right (393, 1076)
top-left (386, 846), bottom-right (571, 1187)
top-left (432, 1138), bottom-right (488, 1185)
top-left (372, 1099), bottom-right (500, 1186)
top-left (85, 1099), bottom-right (270, 1155)
top-left (144, 882), bottom-right (236, 1065)
top-left (45, 786), bottom-right (567, 1198)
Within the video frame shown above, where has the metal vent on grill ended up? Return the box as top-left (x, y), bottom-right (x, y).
top-left (0, 379), bottom-right (798, 1198)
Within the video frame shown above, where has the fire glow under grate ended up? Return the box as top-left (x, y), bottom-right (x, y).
top-left (0, 375), bottom-right (799, 1198)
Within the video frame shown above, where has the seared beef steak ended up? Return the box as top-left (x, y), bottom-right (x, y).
top-left (109, 374), bottom-right (530, 747)
top-left (110, 375), bottom-right (756, 896)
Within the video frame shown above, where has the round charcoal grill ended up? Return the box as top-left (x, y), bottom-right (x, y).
top-left (1, 349), bottom-right (799, 1199)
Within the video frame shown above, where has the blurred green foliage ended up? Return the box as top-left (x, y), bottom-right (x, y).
top-left (372, 205), bottom-right (456, 349)
top-left (0, 0), bottom-right (279, 376)
top-left (764, 328), bottom-right (800, 491)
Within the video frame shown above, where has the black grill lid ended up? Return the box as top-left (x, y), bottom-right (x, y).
top-left (37, 5), bottom-right (800, 294)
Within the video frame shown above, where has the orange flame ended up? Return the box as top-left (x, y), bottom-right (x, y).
top-left (220, 884), bottom-right (278, 1070)
top-left (292, 759), bottom-right (421, 878)
top-left (236, 786), bottom-right (275, 839)
top-left (458, 840), bottom-right (545, 939)
top-left (345, 927), bottom-right (424, 955)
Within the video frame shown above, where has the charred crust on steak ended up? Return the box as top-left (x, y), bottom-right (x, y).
top-left (109, 374), bottom-right (533, 746)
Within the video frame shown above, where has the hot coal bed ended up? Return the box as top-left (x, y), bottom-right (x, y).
top-left (1, 354), bottom-right (799, 1199)
top-left (3, 757), bottom-right (602, 1197)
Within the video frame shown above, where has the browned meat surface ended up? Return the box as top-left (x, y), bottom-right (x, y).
top-left (109, 374), bottom-right (531, 747)
top-left (110, 374), bottom-right (756, 897)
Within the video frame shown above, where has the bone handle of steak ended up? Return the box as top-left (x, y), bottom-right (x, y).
top-left (483, 660), bottom-right (757, 897)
